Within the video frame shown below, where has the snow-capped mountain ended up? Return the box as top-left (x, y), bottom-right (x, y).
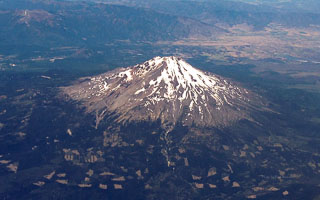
top-left (62, 56), bottom-right (265, 128)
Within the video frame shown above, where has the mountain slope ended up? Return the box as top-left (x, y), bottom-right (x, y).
top-left (63, 56), bottom-right (265, 128)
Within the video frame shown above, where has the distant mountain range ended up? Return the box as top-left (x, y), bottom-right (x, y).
top-left (1, 0), bottom-right (320, 48)
top-left (233, 0), bottom-right (320, 13)
top-left (0, 0), bottom-right (223, 47)
top-left (85, 0), bottom-right (320, 29)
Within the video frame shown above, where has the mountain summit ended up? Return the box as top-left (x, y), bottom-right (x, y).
top-left (63, 56), bottom-right (264, 128)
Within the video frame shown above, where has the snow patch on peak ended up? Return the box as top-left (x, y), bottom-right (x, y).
top-left (118, 69), bottom-right (133, 81)
top-left (149, 56), bottom-right (219, 87)
top-left (141, 56), bottom-right (232, 106)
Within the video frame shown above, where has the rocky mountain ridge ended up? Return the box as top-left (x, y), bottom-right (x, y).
top-left (63, 56), bottom-right (266, 128)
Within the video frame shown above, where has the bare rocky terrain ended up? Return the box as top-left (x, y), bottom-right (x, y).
top-left (62, 56), bottom-right (266, 128)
